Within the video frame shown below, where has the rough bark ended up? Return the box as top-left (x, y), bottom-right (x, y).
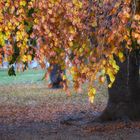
top-left (98, 50), bottom-right (140, 121)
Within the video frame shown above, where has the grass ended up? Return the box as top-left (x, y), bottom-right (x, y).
top-left (0, 69), bottom-right (45, 85)
top-left (0, 68), bottom-right (108, 129)
top-left (0, 69), bottom-right (84, 104)
top-left (0, 68), bottom-right (108, 105)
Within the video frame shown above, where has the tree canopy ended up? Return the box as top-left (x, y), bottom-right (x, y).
top-left (0, 0), bottom-right (139, 102)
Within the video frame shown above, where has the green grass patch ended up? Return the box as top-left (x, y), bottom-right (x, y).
top-left (0, 69), bottom-right (45, 85)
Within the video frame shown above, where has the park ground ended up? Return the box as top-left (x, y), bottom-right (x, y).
top-left (0, 69), bottom-right (140, 140)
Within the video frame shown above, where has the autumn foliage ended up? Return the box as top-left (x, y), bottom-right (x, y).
top-left (0, 0), bottom-right (139, 102)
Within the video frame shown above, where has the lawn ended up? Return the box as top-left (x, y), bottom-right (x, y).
top-left (0, 69), bottom-right (45, 85)
top-left (0, 69), bottom-right (118, 140)
top-left (0, 68), bottom-right (108, 122)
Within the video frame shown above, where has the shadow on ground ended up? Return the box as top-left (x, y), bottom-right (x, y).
top-left (1, 111), bottom-right (140, 140)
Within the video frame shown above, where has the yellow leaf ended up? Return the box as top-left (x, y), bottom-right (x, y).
top-left (109, 73), bottom-right (115, 83)
top-left (27, 55), bottom-right (32, 61)
top-left (109, 59), bottom-right (119, 71)
top-left (20, 1), bottom-right (26, 6)
top-left (69, 26), bottom-right (75, 34)
top-left (118, 52), bottom-right (123, 58)
top-left (106, 68), bottom-right (115, 85)
top-left (118, 51), bottom-right (125, 62)
top-left (4, 57), bottom-right (8, 62)
top-left (48, 9), bottom-right (53, 15)
top-left (79, 48), bottom-right (83, 53)
top-left (88, 88), bottom-right (96, 103)
top-left (34, 18), bottom-right (39, 24)
top-left (89, 96), bottom-right (94, 104)
top-left (62, 75), bottom-right (67, 80)
top-left (92, 21), bottom-right (97, 27)
top-left (69, 41), bottom-right (73, 47)
top-left (48, 32), bottom-right (52, 37)
top-left (22, 55), bottom-right (27, 62)
top-left (108, 83), bottom-right (113, 88)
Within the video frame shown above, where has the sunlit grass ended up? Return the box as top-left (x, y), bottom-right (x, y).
top-left (0, 69), bottom-right (108, 110)
top-left (0, 69), bottom-right (45, 85)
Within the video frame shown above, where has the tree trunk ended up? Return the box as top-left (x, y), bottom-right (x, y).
top-left (98, 50), bottom-right (140, 121)
top-left (49, 64), bottom-right (64, 89)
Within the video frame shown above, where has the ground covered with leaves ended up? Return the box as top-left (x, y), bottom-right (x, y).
top-left (0, 69), bottom-right (140, 140)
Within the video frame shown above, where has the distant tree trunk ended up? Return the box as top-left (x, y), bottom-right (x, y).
top-left (49, 64), bottom-right (64, 89)
top-left (98, 50), bottom-right (140, 121)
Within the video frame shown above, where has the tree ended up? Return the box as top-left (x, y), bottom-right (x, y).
top-left (48, 63), bottom-right (65, 88)
top-left (97, 50), bottom-right (140, 121)
top-left (97, 0), bottom-right (140, 121)
top-left (0, 0), bottom-right (139, 121)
